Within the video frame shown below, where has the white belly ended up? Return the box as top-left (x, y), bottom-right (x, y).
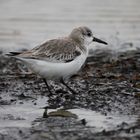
top-left (19, 53), bottom-right (87, 80)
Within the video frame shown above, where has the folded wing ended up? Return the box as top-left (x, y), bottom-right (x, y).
top-left (17, 38), bottom-right (81, 63)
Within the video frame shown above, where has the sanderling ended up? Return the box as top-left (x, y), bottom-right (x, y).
top-left (8, 26), bottom-right (107, 95)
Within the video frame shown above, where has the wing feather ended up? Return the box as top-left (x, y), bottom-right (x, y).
top-left (18, 38), bottom-right (81, 63)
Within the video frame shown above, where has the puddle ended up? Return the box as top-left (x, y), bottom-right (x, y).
top-left (1, 103), bottom-right (137, 133)
top-left (0, 96), bottom-right (48, 130)
top-left (70, 108), bottom-right (138, 132)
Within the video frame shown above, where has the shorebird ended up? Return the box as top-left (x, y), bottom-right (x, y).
top-left (8, 26), bottom-right (107, 95)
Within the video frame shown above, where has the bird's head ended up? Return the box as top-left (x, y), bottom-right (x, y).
top-left (69, 26), bottom-right (107, 46)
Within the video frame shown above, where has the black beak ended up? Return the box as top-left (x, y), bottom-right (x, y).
top-left (93, 37), bottom-right (108, 45)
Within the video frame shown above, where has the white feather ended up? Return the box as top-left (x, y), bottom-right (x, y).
top-left (18, 51), bottom-right (88, 80)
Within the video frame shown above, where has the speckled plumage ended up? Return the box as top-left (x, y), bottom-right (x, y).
top-left (18, 38), bottom-right (82, 63)
top-left (9, 26), bottom-right (107, 84)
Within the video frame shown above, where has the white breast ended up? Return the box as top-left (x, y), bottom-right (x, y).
top-left (19, 52), bottom-right (88, 80)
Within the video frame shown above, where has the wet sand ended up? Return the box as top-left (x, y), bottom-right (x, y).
top-left (0, 49), bottom-right (140, 139)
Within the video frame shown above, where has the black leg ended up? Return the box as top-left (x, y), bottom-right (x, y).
top-left (43, 79), bottom-right (53, 95)
top-left (60, 79), bottom-right (77, 94)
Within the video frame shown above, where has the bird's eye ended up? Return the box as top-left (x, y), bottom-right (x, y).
top-left (87, 32), bottom-right (91, 37)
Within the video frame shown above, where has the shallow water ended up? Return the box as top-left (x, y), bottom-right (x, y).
top-left (0, 96), bottom-right (47, 129)
top-left (0, 0), bottom-right (140, 52)
top-left (0, 104), bottom-right (138, 133)
top-left (70, 109), bottom-right (138, 131)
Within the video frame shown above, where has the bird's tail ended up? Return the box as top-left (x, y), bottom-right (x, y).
top-left (6, 52), bottom-right (22, 56)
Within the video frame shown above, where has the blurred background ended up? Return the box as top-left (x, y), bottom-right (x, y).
top-left (0, 0), bottom-right (140, 53)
